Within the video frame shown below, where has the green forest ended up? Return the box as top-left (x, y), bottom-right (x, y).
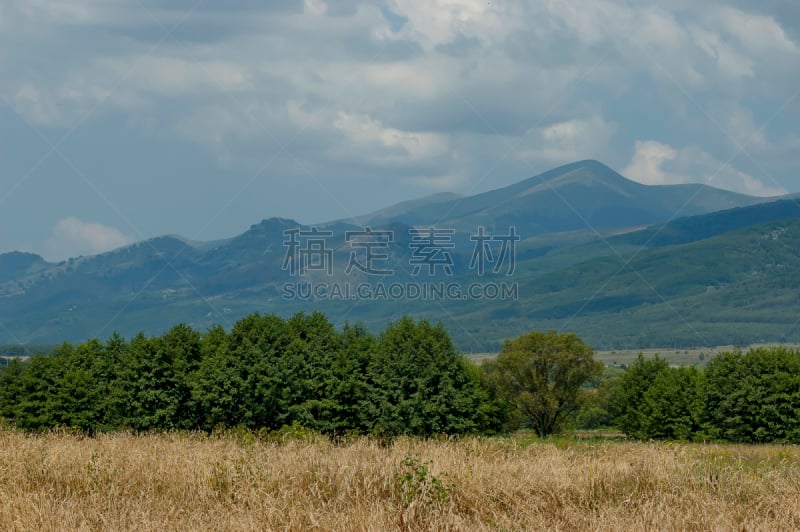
top-left (1, 312), bottom-right (799, 443)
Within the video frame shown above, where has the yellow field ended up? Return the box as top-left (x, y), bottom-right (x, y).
top-left (0, 430), bottom-right (798, 531)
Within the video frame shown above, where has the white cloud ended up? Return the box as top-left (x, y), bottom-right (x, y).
top-left (545, 2), bottom-right (795, 87)
top-left (13, 84), bottom-right (63, 126)
top-left (631, 7), bottom-right (685, 51)
top-left (517, 115), bottom-right (617, 164)
top-left (715, 7), bottom-right (798, 54)
top-left (388, 0), bottom-right (509, 50)
top-left (623, 140), bottom-right (786, 197)
top-left (361, 61), bottom-right (443, 99)
top-left (7, 0), bottom-right (100, 24)
top-left (44, 217), bottom-right (133, 261)
top-left (104, 56), bottom-right (252, 96)
top-left (0, 0), bottom-right (798, 244)
top-left (286, 99), bottom-right (327, 130)
top-left (304, 0), bottom-right (328, 16)
top-left (333, 112), bottom-right (449, 165)
top-left (708, 100), bottom-right (768, 151)
top-left (689, 25), bottom-right (755, 80)
top-left (5, 56), bottom-right (252, 128)
top-left (622, 140), bottom-right (680, 186)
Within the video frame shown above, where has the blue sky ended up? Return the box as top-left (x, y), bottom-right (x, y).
top-left (0, 0), bottom-right (798, 261)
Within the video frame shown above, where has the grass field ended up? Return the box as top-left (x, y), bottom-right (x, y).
top-left (0, 430), bottom-right (798, 531)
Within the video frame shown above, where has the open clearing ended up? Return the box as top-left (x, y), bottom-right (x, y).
top-left (0, 430), bottom-right (798, 530)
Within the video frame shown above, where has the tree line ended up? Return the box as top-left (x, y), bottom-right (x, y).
top-left (0, 313), bottom-right (504, 436)
top-left (1, 312), bottom-right (798, 442)
top-left (607, 349), bottom-right (800, 442)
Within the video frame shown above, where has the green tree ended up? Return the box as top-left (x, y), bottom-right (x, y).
top-left (369, 317), bottom-right (496, 436)
top-left (574, 371), bottom-right (621, 430)
top-left (189, 325), bottom-right (240, 431)
top-left (282, 312), bottom-right (341, 431)
top-left (191, 314), bottom-right (291, 430)
top-left (48, 339), bottom-right (106, 431)
top-left (0, 358), bottom-right (26, 422)
top-left (98, 333), bottom-right (134, 430)
top-left (704, 347), bottom-right (800, 443)
top-left (608, 354), bottom-right (669, 439)
top-left (640, 366), bottom-right (705, 440)
top-left (483, 330), bottom-right (603, 437)
top-left (125, 324), bottom-right (202, 430)
top-left (0, 338), bottom-right (127, 432)
top-left (11, 350), bottom-right (65, 430)
top-left (303, 322), bottom-right (374, 435)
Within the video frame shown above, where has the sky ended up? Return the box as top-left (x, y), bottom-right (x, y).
top-left (0, 0), bottom-right (798, 261)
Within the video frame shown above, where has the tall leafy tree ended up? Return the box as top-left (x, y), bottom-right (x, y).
top-left (282, 312), bottom-right (340, 430)
top-left (704, 347), bottom-right (800, 443)
top-left (48, 339), bottom-right (106, 431)
top-left (640, 366), bottom-right (705, 440)
top-left (483, 330), bottom-right (603, 437)
top-left (299, 322), bottom-right (374, 435)
top-left (0, 358), bottom-right (26, 423)
top-left (11, 349), bottom-right (66, 430)
top-left (369, 316), bottom-right (494, 436)
top-left (125, 324), bottom-right (202, 430)
top-left (608, 354), bottom-right (670, 439)
top-left (189, 325), bottom-right (240, 430)
top-left (193, 314), bottom-right (292, 430)
top-left (100, 333), bottom-right (134, 430)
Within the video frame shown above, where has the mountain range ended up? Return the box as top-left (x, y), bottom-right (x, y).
top-left (1, 159), bottom-right (797, 351)
top-left (344, 160), bottom-right (766, 234)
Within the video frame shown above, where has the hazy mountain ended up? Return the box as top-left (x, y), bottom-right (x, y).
top-left (507, 214), bottom-right (800, 349)
top-left (347, 160), bottom-right (773, 235)
top-left (0, 160), bottom-right (795, 349)
top-left (0, 252), bottom-right (48, 283)
top-left (341, 192), bottom-right (462, 227)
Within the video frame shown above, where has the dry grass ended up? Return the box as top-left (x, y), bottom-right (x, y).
top-left (0, 430), bottom-right (798, 531)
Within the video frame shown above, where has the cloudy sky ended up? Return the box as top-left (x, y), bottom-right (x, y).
top-left (1, 0), bottom-right (798, 261)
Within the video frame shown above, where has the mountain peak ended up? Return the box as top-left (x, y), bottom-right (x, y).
top-left (253, 217), bottom-right (298, 228)
top-left (561, 159), bottom-right (611, 171)
top-left (0, 251), bottom-right (48, 283)
top-left (0, 250), bottom-right (44, 262)
top-left (501, 159), bottom-right (635, 203)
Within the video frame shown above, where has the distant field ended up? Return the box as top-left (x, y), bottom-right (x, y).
top-left (0, 429), bottom-right (798, 530)
top-left (466, 343), bottom-right (800, 368)
top-left (5, 344), bottom-right (799, 370)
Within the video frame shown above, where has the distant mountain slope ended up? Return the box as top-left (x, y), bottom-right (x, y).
top-left (341, 192), bottom-right (462, 227)
top-left (507, 217), bottom-right (800, 349)
top-left (0, 252), bottom-right (49, 283)
top-left (0, 160), bottom-right (795, 349)
top-left (529, 198), bottom-right (800, 273)
top-left (614, 198), bottom-right (800, 248)
top-left (351, 160), bottom-right (773, 235)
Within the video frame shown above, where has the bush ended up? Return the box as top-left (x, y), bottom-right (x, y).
top-left (704, 347), bottom-right (800, 443)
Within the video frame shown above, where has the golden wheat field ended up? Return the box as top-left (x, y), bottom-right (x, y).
top-left (0, 430), bottom-right (798, 531)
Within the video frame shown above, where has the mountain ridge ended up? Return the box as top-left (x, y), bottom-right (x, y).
top-left (340, 160), bottom-right (774, 235)
top-left (1, 159), bottom-right (797, 349)
top-left (0, 159), bottom-right (780, 264)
